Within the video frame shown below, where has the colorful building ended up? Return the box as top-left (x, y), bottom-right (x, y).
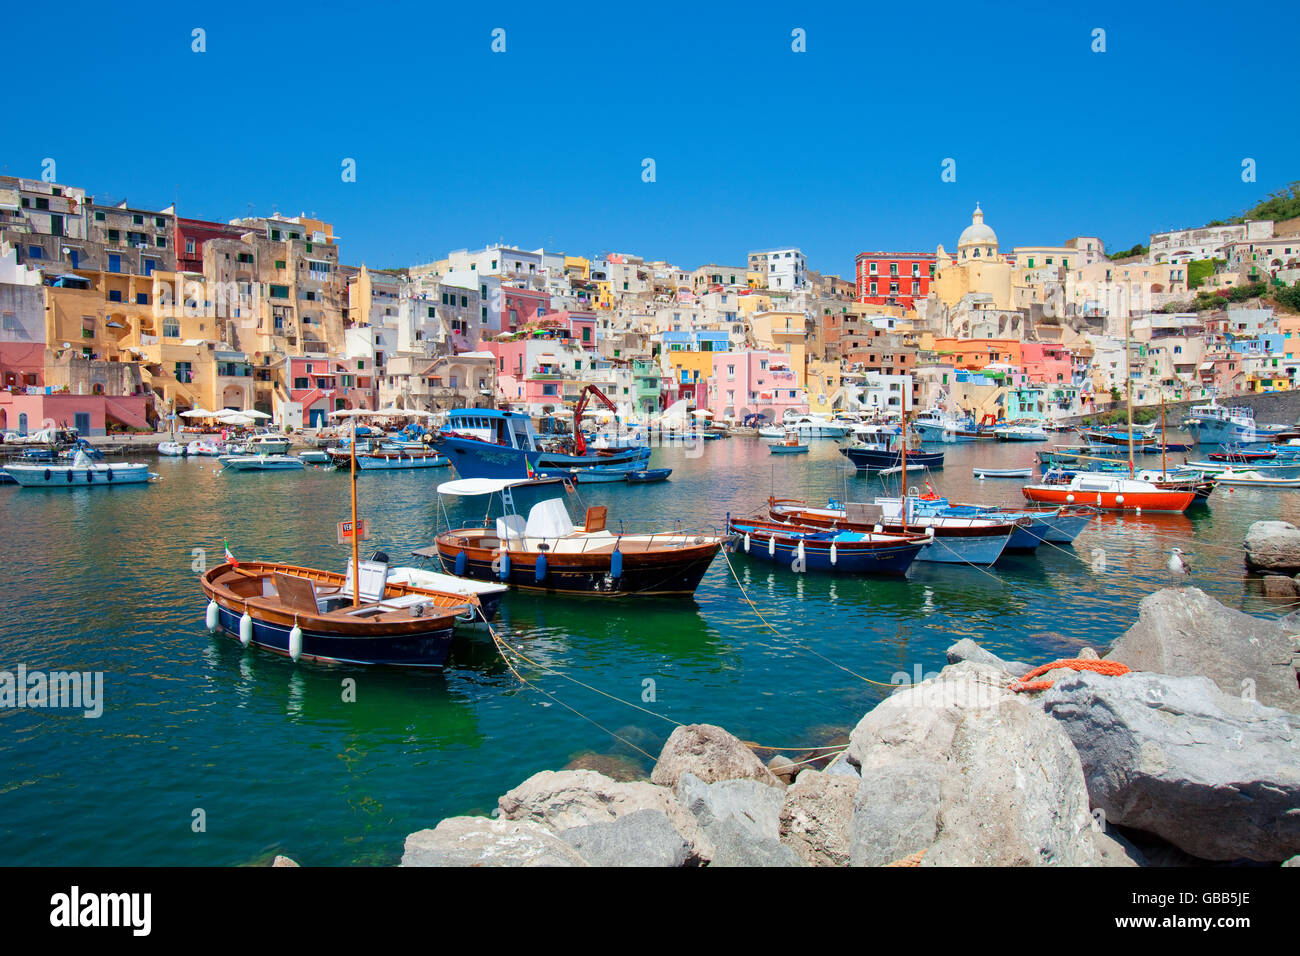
top-left (855, 252), bottom-right (936, 310)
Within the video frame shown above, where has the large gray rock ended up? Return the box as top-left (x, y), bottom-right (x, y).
top-left (779, 769), bottom-right (856, 866)
top-left (497, 769), bottom-right (711, 862)
top-left (946, 638), bottom-right (1031, 677)
top-left (847, 661), bottom-right (1116, 866)
top-left (558, 809), bottom-right (693, 866)
top-left (1245, 520), bottom-right (1300, 573)
top-left (1043, 670), bottom-right (1300, 862)
top-left (923, 699), bottom-right (1127, 866)
top-left (402, 817), bottom-right (588, 867)
top-left (650, 723), bottom-right (783, 789)
top-left (1106, 587), bottom-right (1299, 713)
top-left (676, 772), bottom-right (805, 867)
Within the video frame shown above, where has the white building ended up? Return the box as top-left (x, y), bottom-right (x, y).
top-left (748, 247), bottom-right (807, 290)
top-left (1149, 220), bottom-right (1273, 264)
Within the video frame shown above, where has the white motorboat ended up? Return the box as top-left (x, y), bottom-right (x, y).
top-left (3, 450), bottom-right (153, 488)
top-left (222, 454), bottom-right (305, 472)
top-left (1212, 468), bottom-right (1300, 489)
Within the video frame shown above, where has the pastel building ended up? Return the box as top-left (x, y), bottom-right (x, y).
top-left (855, 252), bottom-right (936, 310)
top-left (287, 355), bottom-right (376, 427)
top-left (707, 349), bottom-right (807, 422)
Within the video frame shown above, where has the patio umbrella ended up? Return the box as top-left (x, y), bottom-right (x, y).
top-left (180, 408), bottom-right (213, 418)
top-left (222, 414), bottom-right (255, 427)
top-left (240, 409), bottom-right (272, 419)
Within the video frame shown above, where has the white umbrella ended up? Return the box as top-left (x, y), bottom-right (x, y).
top-left (240, 409), bottom-right (272, 419)
top-left (222, 414), bottom-right (255, 427)
top-left (180, 408), bottom-right (213, 418)
top-left (692, 409), bottom-right (715, 418)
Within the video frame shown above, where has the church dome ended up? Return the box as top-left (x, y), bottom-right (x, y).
top-left (958, 203), bottom-right (998, 260)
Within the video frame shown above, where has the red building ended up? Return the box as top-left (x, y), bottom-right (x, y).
top-left (854, 252), bottom-right (936, 310)
top-left (175, 217), bottom-right (250, 274)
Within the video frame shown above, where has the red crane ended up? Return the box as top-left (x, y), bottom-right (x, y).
top-left (571, 384), bottom-right (618, 456)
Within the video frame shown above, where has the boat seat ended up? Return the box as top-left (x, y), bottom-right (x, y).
top-left (584, 506), bottom-right (607, 533)
top-left (496, 514), bottom-right (527, 544)
top-left (273, 572), bottom-right (320, 615)
top-left (844, 502), bottom-right (884, 524)
top-left (318, 559), bottom-right (390, 603)
top-left (525, 497), bottom-right (574, 539)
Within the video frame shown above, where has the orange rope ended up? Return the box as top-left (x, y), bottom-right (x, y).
top-left (885, 849), bottom-right (927, 867)
top-left (1010, 658), bottom-right (1131, 693)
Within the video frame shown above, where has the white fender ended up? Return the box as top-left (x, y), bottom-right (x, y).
top-left (205, 599), bottom-right (220, 633)
top-left (743, 532), bottom-right (751, 553)
top-left (767, 535), bottom-right (775, 557)
top-left (239, 609), bottom-right (253, 647)
top-left (1115, 494), bottom-right (1125, 506)
top-left (830, 542), bottom-right (838, 565)
top-left (289, 622), bottom-right (303, 662)
top-left (795, 539), bottom-right (806, 564)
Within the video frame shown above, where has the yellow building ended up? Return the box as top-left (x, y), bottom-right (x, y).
top-left (932, 204), bottom-right (1013, 309)
top-left (564, 255), bottom-right (590, 281)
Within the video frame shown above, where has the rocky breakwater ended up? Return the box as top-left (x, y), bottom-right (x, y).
top-left (400, 586), bottom-right (1299, 866)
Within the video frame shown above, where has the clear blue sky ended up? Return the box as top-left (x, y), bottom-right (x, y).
top-left (6, 0), bottom-right (1297, 276)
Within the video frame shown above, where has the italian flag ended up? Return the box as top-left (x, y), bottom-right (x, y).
top-left (223, 539), bottom-right (239, 568)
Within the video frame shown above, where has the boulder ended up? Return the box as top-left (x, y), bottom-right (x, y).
top-left (1284, 855), bottom-right (1299, 867)
top-left (767, 754), bottom-right (797, 784)
top-left (779, 770), bottom-right (856, 866)
top-left (497, 769), bottom-right (711, 862)
top-left (1244, 520), bottom-right (1300, 573)
top-left (402, 817), bottom-right (588, 867)
top-left (922, 699), bottom-right (1127, 866)
top-left (946, 638), bottom-right (1031, 677)
top-left (824, 750), bottom-right (860, 779)
top-left (846, 661), bottom-right (1115, 867)
top-left (270, 855), bottom-right (299, 867)
top-left (1263, 575), bottom-right (1299, 598)
top-left (558, 809), bottom-right (693, 867)
top-left (1105, 587), bottom-right (1299, 713)
top-left (1043, 670), bottom-right (1300, 862)
top-left (676, 772), bottom-right (805, 867)
top-left (562, 750), bottom-right (645, 782)
top-left (650, 723), bottom-right (783, 789)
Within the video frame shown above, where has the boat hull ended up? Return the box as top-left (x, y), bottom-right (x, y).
top-left (3, 462), bottom-right (151, 487)
top-left (436, 434), bottom-right (650, 479)
top-left (212, 604), bottom-right (454, 667)
top-left (840, 447), bottom-right (945, 472)
top-left (1022, 485), bottom-right (1194, 513)
top-left (727, 520), bottom-right (923, 575)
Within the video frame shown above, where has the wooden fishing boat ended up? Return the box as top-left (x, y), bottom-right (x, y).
top-left (433, 477), bottom-right (722, 595)
top-left (769, 431), bottom-right (809, 454)
top-left (200, 559), bottom-right (475, 667)
top-left (726, 516), bottom-right (927, 575)
top-left (331, 447), bottom-right (451, 470)
top-left (767, 497), bottom-right (1018, 565)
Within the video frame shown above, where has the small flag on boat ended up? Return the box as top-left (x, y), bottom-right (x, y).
top-left (525, 460), bottom-right (536, 479)
top-left (223, 539), bottom-right (239, 568)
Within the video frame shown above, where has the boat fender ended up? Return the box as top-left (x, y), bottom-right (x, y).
top-left (830, 542), bottom-right (838, 565)
top-left (499, 550), bottom-right (511, 581)
top-left (66, 470), bottom-right (74, 482)
top-left (239, 608), bottom-right (253, 647)
top-left (289, 619), bottom-right (303, 662)
top-left (873, 524), bottom-right (883, 534)
top-left (795, 539), bottom-right (806, 568)
top-left (611, 546), bottom-right (623, 579)
top-left (454, 550), bottom-right (468, 576)
top-left (1066, 494), bottom-right (1075, 503)
top-left (743, 532), bottom-right (751, 553)
top-left (925, 527), bottom-right (936, 537)
top-left (106, 468), bottom-right (113, 482)
top-left (535, 552), bottom-right (548, 583)
top-left (1115, 495), bottom-right (1125, 506)
top-left (767, 535), bottom-right (775, 557)
top-left (205, 599), bottom-right (220, 633)
top-left (1135, 507), bottom-right (1141, 515)
top-left (43, 469), bottom-right (51, 481)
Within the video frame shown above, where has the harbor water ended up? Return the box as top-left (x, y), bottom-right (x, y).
top-left (0, 437), bottom-right (1292, 865)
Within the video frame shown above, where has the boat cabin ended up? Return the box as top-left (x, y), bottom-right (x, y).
top-left (441, 409), bottom-right (539, 450)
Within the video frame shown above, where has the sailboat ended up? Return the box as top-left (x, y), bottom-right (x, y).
top-left (199, 409), bottom-right (486, 667)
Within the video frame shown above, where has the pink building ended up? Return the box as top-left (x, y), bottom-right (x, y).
top-left (287, 355), bottom-right (377, 427)
top-left (707, 350), bottom-right (808, 421)
top-left (1020, 344), bottom-right (1074, 385)
top-left (501, 288), bottom-right (550, 333)
top-left (0, 392), bottom-right (151, 437)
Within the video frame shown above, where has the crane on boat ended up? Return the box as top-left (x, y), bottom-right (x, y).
top-left (571, 384), bottom-right (618, 456)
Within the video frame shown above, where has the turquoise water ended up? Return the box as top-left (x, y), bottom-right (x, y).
top-left (0, 437), bottom-right (1293, 865)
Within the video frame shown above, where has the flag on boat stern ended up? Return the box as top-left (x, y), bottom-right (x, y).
top-left (223, 539), bottom-right (239, 568)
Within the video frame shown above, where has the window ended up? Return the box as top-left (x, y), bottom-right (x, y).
top-left (136, 293), bottom-right (149, 305)
top-left (107, 229), bottom-right (120, 241)
top-left (94, 211), bottom-right (106, 222)
top-left (108, 290), bottom-right (123, 303)
top-left (269, 284), bottom-right (289, 299)
top-left (185, 238), bottom-right (196, 255)
top-left (27, 245), bottom-right (41, 259)
top-left (175, 361), bottom-right (194, 384)
top-left (35, 197), bottom-right (49, 211)
top-left (163, 318), bottom-right (180, 338)
top-left (108, 254), bottom-right (121, 272)
top-left (132, 214), bottom-right (143, 225)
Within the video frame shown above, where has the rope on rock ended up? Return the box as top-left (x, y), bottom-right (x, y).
top-left (885, 848), bottom-right (927, 867)
top-left (1009, 658), bottom-right (1131, 693)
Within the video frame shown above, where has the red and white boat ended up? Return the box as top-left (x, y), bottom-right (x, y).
top-left (1022, 473), bottom-right (1195, 513)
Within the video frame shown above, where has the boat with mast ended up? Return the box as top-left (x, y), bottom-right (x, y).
top-left (199, 408), bottom-right (485, 668)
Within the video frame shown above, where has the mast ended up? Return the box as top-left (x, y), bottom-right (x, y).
top-left (1160, 396), bottom-right (1167, 478)
top-left (900, 394), bottom-right (908, 532)
top-left (1125, 312), bottom-right (1135, 478)
top-left (350, 415), bottom-right (360, 608)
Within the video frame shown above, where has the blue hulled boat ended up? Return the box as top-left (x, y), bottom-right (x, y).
top-left (432, 408), bottom-right (650, 479)
top-left (727, 517), bottom-right (926, 575)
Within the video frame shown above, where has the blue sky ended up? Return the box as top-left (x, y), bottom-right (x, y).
top-left (6, 0), bottom-right (1297, 276)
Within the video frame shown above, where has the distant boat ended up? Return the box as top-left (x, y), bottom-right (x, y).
top-left (769, 430), bottom-right (809, 454)
top-left (330, 447), bottom-right (450, 470)
top-left (299, 450), bottom-right (331, 464)
top-left (222, 454), bottom-right (305, 472)
top-left (726, 516), bottom-right (927, 575)
top-left (994, 424), bottom-right (1048, 442)
top-left (3, 450), bottom-right (152, 488)
top-left (759, 415), bottom-right (851, 439)
top-left (840, 443), bottom-right (944, 473)
top-left (625, 468), bottom-right (672, 483)
top-left (432, 408), bottom-right (650, 479)
top-left (1212, 468), bottom-right (1300, 489)
top-left (1022, 474), bottom-right (1195, 513)
top-left (974, 467), bottom-right (1033, 478)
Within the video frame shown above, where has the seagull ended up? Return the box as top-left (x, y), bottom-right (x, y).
top-left (1168, 547), bottom-right (1190, 575)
